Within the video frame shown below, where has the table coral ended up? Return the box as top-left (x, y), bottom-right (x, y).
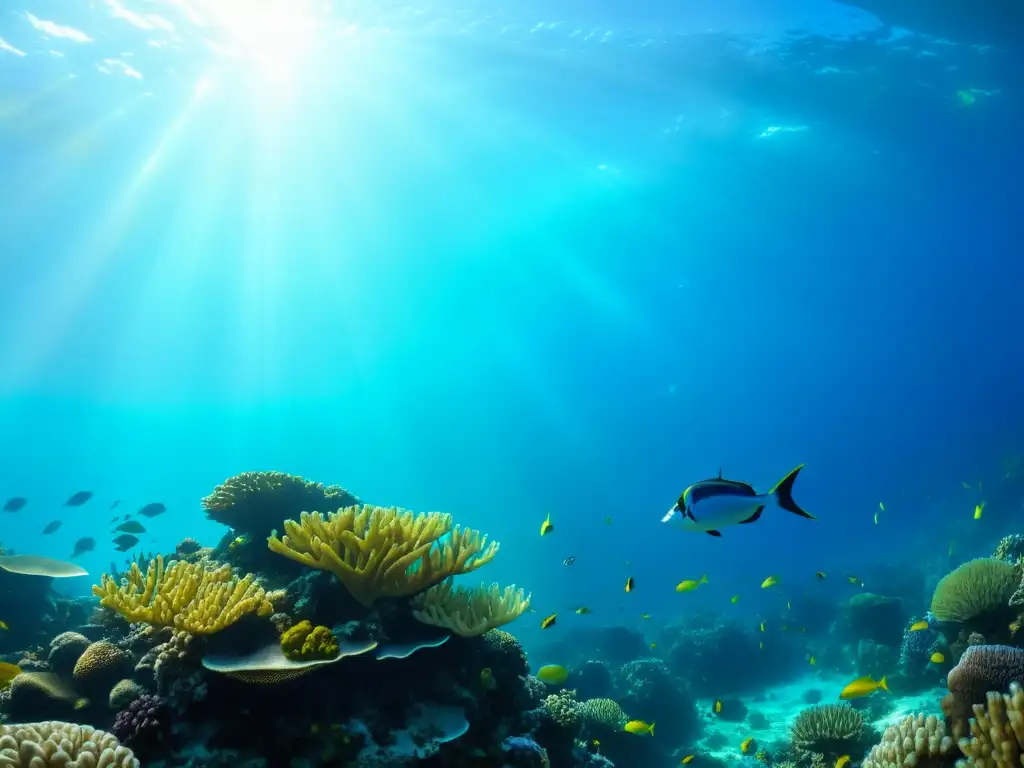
top-left (267, 505), bottom-right (499, 607)
top-left (411, 579), bottom-right (530, 636)
top-left (92, 556), bottom-right (273, 635)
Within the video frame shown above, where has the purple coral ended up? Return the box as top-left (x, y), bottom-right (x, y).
top-left (501, 736), bottom-right (550, 767)
top-left (113, 693), bottom-right (165, 750)
top-left (947, 644), bottom-right (1024, 700)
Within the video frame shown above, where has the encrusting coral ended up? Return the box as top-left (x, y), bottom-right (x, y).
top-left (790, 703), bottom-right (864, 757)
top-left (958, 682), bottom-right (1024, 768)
top-left (92, 556), bottom-right (273, 635)
top-left (0, 720), bottom-right (138, 767)
top-left (267, 505), bottom-right (499, 607)
top-left (930, 558), bottom-right (1019, 623)
top-left (202, 470), bottom-right (359, 538)
top-left (410, 579), bottom-right (530, 637)
top-left (279, 620), bottom-right (339, 661)
top-left (861, 714), bottom-right (955, 768)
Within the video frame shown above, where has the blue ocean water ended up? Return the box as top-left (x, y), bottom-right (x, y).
top-left (0, 0), bottom-right (1021, 666)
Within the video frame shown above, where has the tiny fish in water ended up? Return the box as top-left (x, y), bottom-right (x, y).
top-left (759, 622), bottom-right (765, 632)
top-left (71, 538), bottom-right (95, 557)
top-left (847, 576), bottom-right (863, 586)
top-left (874, 511), bottom-right (879, 525)
top-left (840, 675), bottom-right (888, 700)
top-left (42, 521), bottom-right (62, 535)
top-left (640, 613), bottom-right (651, 620)
top-left (540, 613), bottom-right (557, 629)
top-left (761, 575), bottom-right (780, 589)
top-left (759, 641), bottom-right (764, 649)
top-left (65, 491), bottom-right (93, 506)
top-left (731, 595), bottom-right (740, 604)
top-left (122, 514), bottom-right (131, 521)
top-left (650, 643), bottom-right (657, 649)
top-left (909, 620), bottom-right (929, 631)
top-left (112, 534), bottom-right (140, 552)
top-left (108, 516), bottom-right (118, 524)
top-left (479, 667), bottom-right (496, 691)
top-left (115, 521), bottom-right (146, 534)
top-left (3, 498), bottom-right (26, 513)
top-left (0, 620), bottom-right (8, 631)
top-left (962, 481), bottom-right (970, 489)
top-left (536, 665), bottom-right (569, 685)
top-left (138, 502), bottom-right (167, 518)
top-left (816, 571), bottom-right (827, 579)
top-left (575, 607), bottom-right (591, 615)
top-left (662, 465), bottom-right (812, 537)
top-left (625, 577), bottom-right (634, 593)
top-left (974, 502), bottom-right (985, 520)
top-left (786, 600), bottom-right (792, 610)
top-left (930, 652), bottom-right (945, 664)
top-left (562, 556), bottom-right (575, 566)
top-left (110, 500), bottom-right (120, 510)
top-left (540, 513), bottom-right (553, 536)
top-left (836, 756), bottom-right (851, 768)
top-left (808, 655), bottom-right (816, 665)
top-left (713, 700), bottom-right (723, 714)
top-left (741, 738), bottom-right (755, 754)
top-left (681, 755), bottom-right (695, 764)
top-left (676, 575), bottom-right (708, 593)
top-left (604, 516), bottom-right (612, 526)
top-left (879, 501), bottom-right (885, 511)
top-left (624, 720), bottom-right (654, 736)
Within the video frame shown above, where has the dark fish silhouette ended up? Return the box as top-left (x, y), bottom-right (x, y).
top-left (109, 516), bottom-right (118, 524)
top-left (110, 500), bottom-right (121, 510)
top-left (122, 514), bottom-right (131, 521)
top-left (137, 503), bottom-right (167, 518)
top-left (112, 534), bottom-right (139, 551)
top-left (42, 521), bottom-right (62, 535)
top-left (71, 537), bottom-right (95, 557)
top-left (3, 498), bottom-right (26, 513)
top-left (115, 521), bottom-right (146, 534)
top-left (65, 491), bottom-right (93, 507)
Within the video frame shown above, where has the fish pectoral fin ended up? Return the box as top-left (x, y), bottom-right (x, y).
top-left (739, 505), bottom-right (765, 524)
top-left (706, 529), bottom-right (723, 537)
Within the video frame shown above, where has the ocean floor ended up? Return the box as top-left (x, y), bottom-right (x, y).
top-left (693, 673), bottom-right (948, 762)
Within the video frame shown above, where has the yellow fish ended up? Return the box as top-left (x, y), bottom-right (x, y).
top-left (731, 595), bottom-right (740, 604)
top-left (1011, 619), bottom-right (1021, 637)
top-left (873, 511), bottom-right (879, 525)
top-left (624, 720), bottom-right (655, 736)
top-left (681, 756), bottom-right (695, 765)
top-left (625, 577), bottom-right (635, 593)
top-left (676, 574), bottom-right (708, 593)
top-left (575, 607), bottom-right (591, 615)
top-left (741, 738), bottom-right (755, 754)
top-left (809, 655), bottom-right (816, 665)
top-left (879, 501), bottom-right (885, 511)
top-left (650, 643), bottom-right (657, 649)
top-left (0, 620), bottom-right (8, 631)
top-left (759, 622), bottom-right (765, 633)
top-left (640, 614), bottom-right (651, 620)
top-left (759, 641), bottom-right (764, 649)
top-left (0, 662), bottom-right (21, 688)
top-left (930, 652), bottom-right (945, 664)
top-left (974, 502), bottom-right (985, 520)
top-left (536, 664), bottom-right (569, 685)
top-left (909, 620), bottom-right (929, 631)
top-left (836, 756), bottom-right (851, 768)
top-left (761, 575), bottom-right (780, 588)
top-left (713, 700), bottom-right (723, 714)
top-left (848, 576), bottom-right (863, 586)
top-left (540, 613), bottom-right (557, 630)
top-left (593, 740), bottom-right (601, 747)
top-left (840, 675), bottom-right (888, 700)
top-left (480, 667), bottom-right (497, 691)
top-left (540, 514), bottom-right (553, 536)
top-left (786, 600), bottom-right (791, 610)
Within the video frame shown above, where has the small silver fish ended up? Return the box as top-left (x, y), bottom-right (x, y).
top-left (563, 556), bottom-right (575, 566)
top-left (661, 466), bottom-right (813, 537)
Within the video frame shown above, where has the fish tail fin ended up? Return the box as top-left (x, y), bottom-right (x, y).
top-left (700, 574), bottom-right (708, 584)
top-left (879, 675), bottom-right (888, 691)
top-left (649, 722), bottom-right (655, 735)
top-left (770, 465), bottom-right (813, 518)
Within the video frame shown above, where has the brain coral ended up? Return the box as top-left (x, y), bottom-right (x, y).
top-left (790, 703), bottom-right (864, 757)
top-left (943, 644), bottom-right (1024, 739)
top-left (578, 698), bottom-right (629, 732)
top-left (0, 721), bottom-right (138, 767)
top-left (930, 558), bottom-right (1018, 623)
top-left (861, 714), bottom-right (955, 768)
top-left (47, 633), bottom-right (90, 676)
top-left (73, 641), bottom-right (131, 692)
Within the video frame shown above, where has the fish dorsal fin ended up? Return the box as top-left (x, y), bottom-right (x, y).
top-left (718, 468), bottom-right (723, 479)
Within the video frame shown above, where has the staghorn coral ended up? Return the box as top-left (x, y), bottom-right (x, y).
top-left (0, 721), bottom-right (138, 767)
top-left (279, 620), bottom-right (338, 661)
top-left (790, 703), bottom-right (864, 758)
top-left (930, 558), bottom-right (1018, 623)
top-left (202, 470), bottom-right (358, 538)
top-left (958, 681), bottom-right (1024, 768)
top-left (944, 645), bottom-right (1024, 740)
top-left (578, 698), bottom-right (629, 732)
top-left (92, 556), bottom-right (273, 635)
top-left (72, 641), bottom-right (131, 692)
top-left (267, 505), bottom-right (499, 607)
top-left (862, 713), bottom-right (955, 768)
top-left (411, 579), bottom-right (529, 636)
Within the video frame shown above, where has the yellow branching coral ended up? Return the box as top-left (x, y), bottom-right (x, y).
top-left (280, 620), bottom-right (339, 661)
top-left (267, 505), bottom-right (499, 607)
top-left (959, 682), bottom-right (1024, 768)
top-left (410, 579), bottom-right (530, 637)
top-left (92, 556), bottom-right (273, 635)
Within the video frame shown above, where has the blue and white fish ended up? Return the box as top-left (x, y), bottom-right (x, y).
top-left (662, 465), bottom-right (813, 537)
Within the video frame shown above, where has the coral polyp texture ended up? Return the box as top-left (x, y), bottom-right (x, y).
top-left (958, 682), bottom-right (1024, 768)
top-left (929, 558), bottom-right (1019, 623)
top-left (0, 721), bottom-right (138, 767)
top-left (862, 714), bottom-right (955, 768)
top-left (92, 555), bottom-right (273, 634)
top-left (410, 579), bottom-right (530, 636)
top-left (279, 620), bottom-right (339, 661)
top-left (201, 470), bottom-right (359, 537)
top-left (790, 703), bottom-right (864, 757)
top-left (267, 505), bottom-right (499, 606)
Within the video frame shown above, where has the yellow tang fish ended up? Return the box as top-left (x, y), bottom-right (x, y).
top-left (625, 577), bottom-right (635, 593)
top-left (761, 575), bottom-right (780, 589)
top-left (640, 614), bottom-right (651, 620)
top-left (540, 613), bottom-right (557, 630)
top-left (741, 737), bottom-right (755, 754)
top-left (840, 675), bottom-right (888, 700)
top-left (974, 502), bottom-right (985, 520)
top-left (713, 700), bottom-right (723, 714)
top-left (575, 607), bottom-right (591, 615)
top-left (681, 756), bottom-right (695, 765)
top-left (0, 620), bottom-right (8, 631)
top-left (480, 667), bottom-right (497, 691)
top-left (650, 643), bottom-right (657, 649)
top-left (731, 595), bottom-right (740, 604)
top-left (536, 664), bottom-right (569, 685)
top-left (809, 655), bottom-right (816, 666)
top-left (676, 575), bottom-right (708, 593)
top-left (540, 514), bottom-right (553, 536)
top-left (624, 720), bottom-right (655, 736)
top-left (759, 622), bottom-right (765, 633)
top-left (909, 620), bottom-right (929, 632)
top-left (0, 662), bottom-right (21, 688)
top-left (836, 756), bottom-right (851, 768)
top-left (930, 652), bottom-right (945, 664)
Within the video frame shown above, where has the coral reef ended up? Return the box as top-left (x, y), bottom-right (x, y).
top-left (410, 579), bottom-right (530, 636)
top-left (0, 721), bottom-right (138, 767)
top-left (958, 682), bottom-right (1024, 768)
top-left (790, 703), bottom-right (866, 760)
top-left (279, 620), bottom-right (339, 661)
top-left (943, 644), bottom-right (1024, 739)
top-left (861, 714), bottom-right (955, 768)
top-left (930, 558), bottom-right (1018, 625)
